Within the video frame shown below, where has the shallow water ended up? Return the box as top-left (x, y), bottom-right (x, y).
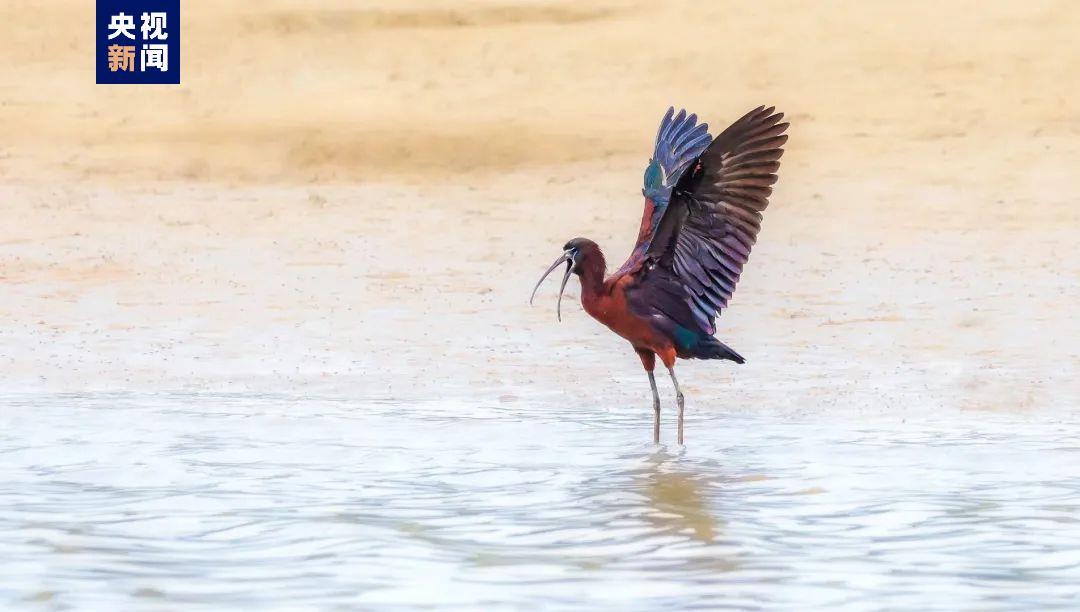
top-left (2, 393), bottom-right (1079, 610)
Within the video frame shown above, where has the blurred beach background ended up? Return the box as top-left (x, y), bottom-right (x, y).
top-left (0, 0), bottom-right (1076, 405)
top-left (1, 1), bottom-right (1079, 608)
top-left (0, 0), bottom-right (1077, 404)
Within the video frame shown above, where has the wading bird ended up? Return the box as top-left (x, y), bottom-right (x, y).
top-left (531, 106), bottom-right (788, 444)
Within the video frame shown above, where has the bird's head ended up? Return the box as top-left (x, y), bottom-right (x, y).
top-left (529, 237), bottom-right (600, 321)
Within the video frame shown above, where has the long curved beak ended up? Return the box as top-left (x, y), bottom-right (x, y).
top-left (529, 251), bottom-right (574, 322)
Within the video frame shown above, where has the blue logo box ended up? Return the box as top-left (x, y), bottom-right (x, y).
top-left (96, 0), bottom-right (180, 84)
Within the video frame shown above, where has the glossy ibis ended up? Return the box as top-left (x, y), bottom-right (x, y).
top-left (531, 106), bottom-right (788, 444)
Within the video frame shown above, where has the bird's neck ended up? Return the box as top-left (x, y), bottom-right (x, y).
top-left (577, 249), bottom-right (607, 302)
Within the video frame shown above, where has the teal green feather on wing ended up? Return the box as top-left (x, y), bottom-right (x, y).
top-left (643, 160), bottom-right (664, 190)
top-left (674, 326), bottom-right (700, 349)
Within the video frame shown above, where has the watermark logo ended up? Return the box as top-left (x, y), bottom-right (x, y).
top-left (96, 0), bottom-right (179, 84)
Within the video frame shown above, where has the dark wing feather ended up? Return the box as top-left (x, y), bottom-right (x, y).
top-left (614, 108), bottom-right (712, 276)
top-left (641, 106), bottom-right (788, 336)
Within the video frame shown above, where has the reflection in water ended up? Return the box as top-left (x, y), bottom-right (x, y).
top-left (2, 392), bottom-right (1080, 609)
top-left (639, 451), bottom-right (720, 544)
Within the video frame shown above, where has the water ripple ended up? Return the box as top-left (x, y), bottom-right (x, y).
top-left (2, 393), bottom-right (1079, 609)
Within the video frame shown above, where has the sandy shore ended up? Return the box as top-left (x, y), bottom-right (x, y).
top-left (1, 0), bottom-right (1077, 413)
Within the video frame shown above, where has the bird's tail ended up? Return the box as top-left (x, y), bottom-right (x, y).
top-left (693, 336), bottom-right (745, 364)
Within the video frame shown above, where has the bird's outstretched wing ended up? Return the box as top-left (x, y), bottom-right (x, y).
top-left (614, 108), bottom-right (712, 275)
top-left (635, 106), bottom-right (788, 336)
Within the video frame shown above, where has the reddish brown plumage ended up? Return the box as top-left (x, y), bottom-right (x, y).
top-left (575, 247), bottom-right (679, 369)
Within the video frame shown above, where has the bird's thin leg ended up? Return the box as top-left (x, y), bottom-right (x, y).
top-left (667, 367), bottom-right (685, 445)
top-left (647, 370), bottom-right (661, 444)
top-left (635, 349), bottom-right (659, 444)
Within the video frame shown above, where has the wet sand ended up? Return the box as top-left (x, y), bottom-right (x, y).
top-left (1, 0), bottom-right (1079, 608)
top-left (2, 157), bottom-right (1077, 415)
